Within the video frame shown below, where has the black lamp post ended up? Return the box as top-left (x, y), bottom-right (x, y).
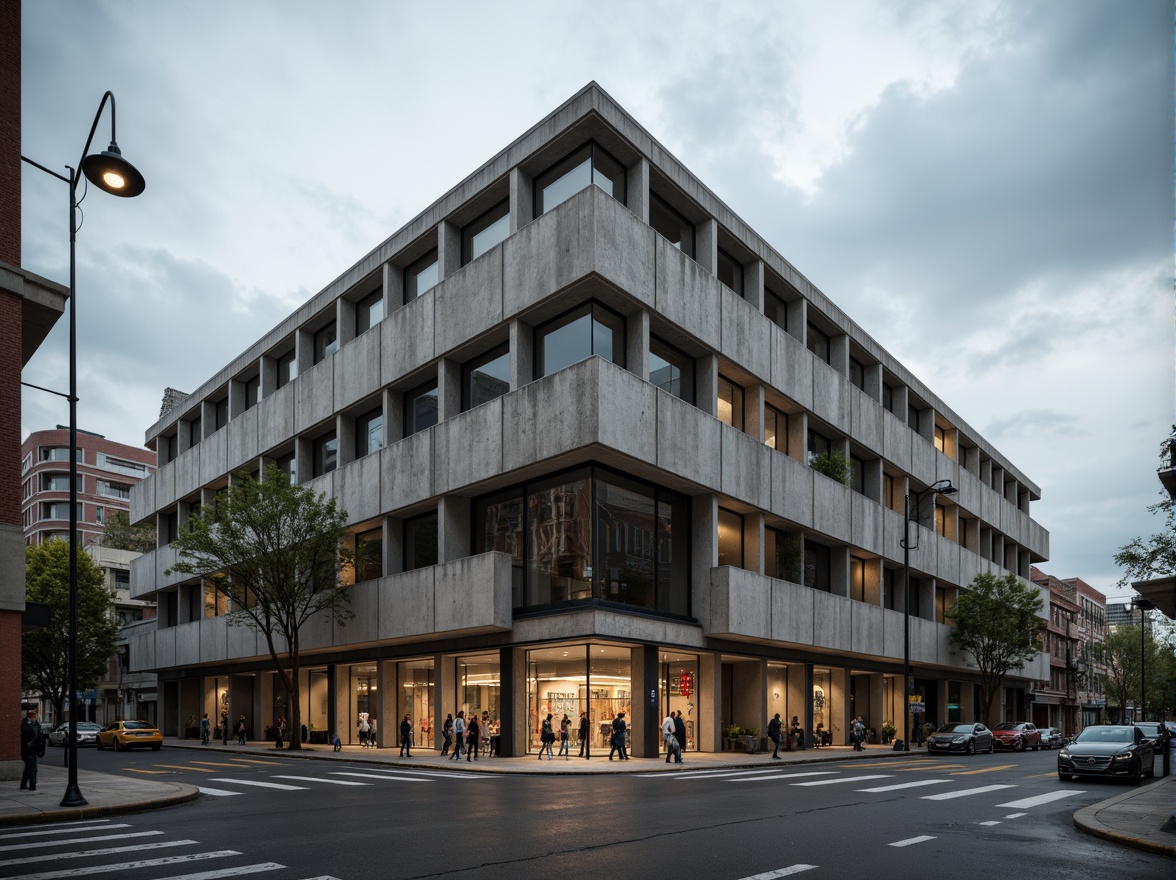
top-left (21, 91), bottom-right (145, 808)
top-left (1131, 596), bottom-right (1153, 723)
top-left (901, 478), bottom-right (957, 751)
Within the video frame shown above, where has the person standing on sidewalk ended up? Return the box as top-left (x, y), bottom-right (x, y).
top-left (539, 713), bottom-right (555, 760)
top-left (451, 711), bottom-right (466, 760)
top-left (767, 713), bottom-right (783, 759)
top-left (399, 714), bottom-right (412, 756)
top-left (200, 713), bottom-right (211, 745)
top-left (558, 714), bottom-right (571, 759)
top-left (578, 710), bottom-right (590, 758)
top-left (609, 712), bottom-right (628, 760)
top-left (661, 711), bottom-right (678, 763)
top-left (673, 711), bottom-right (686, 763)
top-left (466, 713), bottom-right (480, 761)
top-left (19, 707), bottom-right (44, 793)
top-left (236, 715), bottom-right (247, 745)
top-left (220, 711), bottom-right (230, 746)
top-left (441, 713), bottom-right (454, 756)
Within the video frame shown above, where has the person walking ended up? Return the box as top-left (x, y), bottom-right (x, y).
top-left (539, 713), bottom-right (555, 760)
top-left (577, 710), bottom-right (590, 758)
top-left (220, 711), bottom-right (230, 746)
top-left (451, 711), bottom-right (466, 760)
top-left (789, 715), bottom-right (804, 750)
top-left (369, 716), bottom-right (378, 748)
top-left (673, 711), bottom-right (686, 764)
top-left (358, 716), bottom-right (370, 748)
top-left (481, 711), bottom-right (492, 757)
top-left (19, 707), bottom-right (44, 793)
top-left (441, 713), bottom-right (454, 756)
top-left (661, 711), bottom-right (678, 763)
top-left (558, 714), bottom-right (571, 759)
top-left (236, 715), bottom-right (247, 745)
top-left (852, 715), bottom-right (866, 751)
top-left (199, 713), bottom-right (211, 745)
top-left (466, 713), bottom-right (480, 761)
top-left (399, 714), bottom-right (412, 757)
top-left (608, 712), bottom-right (628, 760)
top-left (767, 712), bottom-right (783, 759)
top-left (274, 715), bottom-right (286, 750)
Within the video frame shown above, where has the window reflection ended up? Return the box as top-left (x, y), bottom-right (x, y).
top-left (464, 345), bottom-right (511, 410)
top-left (463, 201), bottom-right (510, 264)
top-left (535, 142), bottom-right (627, 215)
top-left (527, 471), bottom-right (593, 606)
top-left (650, 192), bottom-right (694, 257)
top-left (404, 382), bottom-right (438, 436)
top-left (536, 303), bottom-right (625, 379)
top-left (649, 337), bottom-right (694, 403)
top-left (717, 508), bottom-right (743, 568)
top-left (717, 376), bottom-right (744, 430)
top-left (405, 250), bottom-right (439, 302)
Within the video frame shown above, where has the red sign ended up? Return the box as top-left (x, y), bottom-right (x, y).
top-left (678, 672), bottom-right (694, 699)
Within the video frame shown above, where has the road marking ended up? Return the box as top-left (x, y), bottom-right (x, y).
top-left (125, 768), bottom-right (173, 775)
top-left (12, 850), bottom-right (241, 879)
top-left (996, 790), bottom-right (1085, 809)
top-left (297, 876), bottom-right (343, 880)
top-left (977, 821), bottom-right (1001, 826)
top-left (197, 787), bottom-right (244, 797)
top-left (0, 831), bottom-right (162, 852)
top-left (208, 778), bottom-right (308, 790)
top-left (273, 775), bottom-right (370, 786)
top-left (951, 764), bottom-right (1015, 776)
top-left (136, 864), bottom-right (285, 880)
top-left (152, 764), bottom-right (215, 773)
top-left (0, 838), bottom-right (196, 867)
top-left (188, 761), bottom-right (264, 768)
top-left (791, 775), bottom-right (892, 786)
top-left (736, 865), bottom-right (818, 879)
top-left (1003, 812), bottom-right (1027, 819)
top-left (328, 772), bottom-right (430, 782)
top-left (672, 768), bottom-right (798, 780)
top-left (888, 835), bottom-right (936, 847)
top-left (921, 784), bottom-right (1016, 800)
top-left (1030, 771), bottom-right (1059, 778)
top-left (0, 824), bottom-right (123, 841)
top-left (896, 763), bottom-right (966, 772)
top-left (337, 767), bottom-right (484, 780)
top-left (730, 772), bottom-right (839, 783)
top-left (223, 758), bottom-right (281, 765)
top-left (856, 779), bottom-right (950, 792)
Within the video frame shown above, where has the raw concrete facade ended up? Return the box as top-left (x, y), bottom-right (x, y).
top-left (128, 84), bottom-right (1049, 756)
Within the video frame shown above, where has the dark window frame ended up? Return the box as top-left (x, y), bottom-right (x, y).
top-left (355, 407), bottom-right (384, 459)
top-left (649, 191), bottom-right (695, 258)
top-left (717, 375), bottom-right (745, 431)
top-left (403, 380), bottom-right (439, 437)
top-left (276, 349), bottom-right (296, 389)
top-left (356, 288), bottom-right (384, 334)
top-left (648, 335), bottom-right (695, 404)
top-left (313, 322), bottom-right (338, 364)
top-left (462, 344), bottom-right (511, 411)
top-left (806, 322), bottom-right (830, 365)
top-left (462, 200), bottom-right (510, 265)
top-left (404, 249), bottom-right (440, 303)
top-left (313, 431), bottom-right (338, 477)
top-left (403, 511), bottom-right (438, 571)
top-left (534, 301), bottom-right (626, 380)
top-left (533, 140), bottom-right (628, 217)
top-left (716, 247), bottom-right (744, 297)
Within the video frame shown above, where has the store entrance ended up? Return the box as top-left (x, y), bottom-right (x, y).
top-left (658, 651), bottom-right (699, 754)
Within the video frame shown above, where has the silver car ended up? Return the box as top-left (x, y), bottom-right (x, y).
top-left (1039, 726), bottom-right (1065, 749)
top-left (47, 721), bottom-right (101, 747)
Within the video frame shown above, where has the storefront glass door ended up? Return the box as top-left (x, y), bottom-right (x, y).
top-left (398, 659), bottom-right (434, 748)
top-left (658, 651), bottom-right (699, 754)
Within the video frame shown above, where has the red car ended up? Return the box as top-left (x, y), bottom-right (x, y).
top-left (992, 721), bottom-right (1041, 751)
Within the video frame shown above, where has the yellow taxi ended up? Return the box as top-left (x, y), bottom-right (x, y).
top-left (96, 720), bottom-right (163, 751)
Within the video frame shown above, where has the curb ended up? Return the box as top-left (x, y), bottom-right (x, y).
top-left (1072, 785), bottom-right (1176, 859)
top-left (0, 784), bottom-right (201, 828)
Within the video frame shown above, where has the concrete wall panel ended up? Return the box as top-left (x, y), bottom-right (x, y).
top-left (198, 427), bottom-right (229, 488)
top-left (435, 247), bottom-right (504, 355)
top-left (721, 289), bottom-right (772, 381)
top-left (381, 294), bottom-right (435, 388)
top-left (657, 392), bottom-right (721, 489)
top-left (257, 383), bottom-right (296, 455)
top-left (434, 398), bottom-right (505, 496)
top-left (771, 452), bottom-right (814, 528)
top-left (340, 579), bottom-right (379, 645)
top-left (596, 362), bottom-right (658, 466)
top-left (812, 590), bottom-right (851, 651)
top-left (381, 431), bottom-right (434, 513)
top-left (812, 475), bottom-right (852, 544)
top-left (720, 426), bottom-right (772, 510)
top-left (654, 238), bottom-right (722, 351)
top-left (851, 602), bottom-right (885, 657)
top-left (810, 364), bottom-right (851, 436)
top-left (294, 358), bottom-right (336, 436)
top-left (225, 408), bottom-right (259, 474)
top-left (336, 453), bottom-right (383, 526)
top-left (333, 325), bottom-right (383, 413)
top-left (378, 569), bottom-right (435, 640)
top-left (771, 328), bottom-right (813, 410)
top-left (770, 578), bottom-right (816, 645)
top-left (502, 359), bottom-right (600, 473)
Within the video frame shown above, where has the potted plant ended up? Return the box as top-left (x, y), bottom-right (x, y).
top-left (724, 725), bottom-right (743, 751)
top-left (881, 720), bottom-right (896, 744)
top-left (744, 727), bottom-right (760, 753)
top-left (809, 451), bottom-right (852, 486)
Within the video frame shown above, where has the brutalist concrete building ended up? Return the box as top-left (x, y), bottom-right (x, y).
top-left (129, 84), bottom-right (1049, 756)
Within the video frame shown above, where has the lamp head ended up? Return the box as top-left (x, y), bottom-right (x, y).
top-left (81, 140), bottom-right (145, 198)
top-left (933, 480), bottom-right (958, 497)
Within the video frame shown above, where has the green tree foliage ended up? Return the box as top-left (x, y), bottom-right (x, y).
top-left (1113, 426), bottom-right (1176, 587)
top-left (22, 540), bottom-right (119, 723)
top-left (96, 509), bottom-right (157, 554)
top-left (168, 465), bottom-right (354, 750)
top-left (809, 451), bottom-right (852, 486)
top-left (946, 571), bottom-right (1044, 727)
top-left (1100, 621), bottom-right (1176, 722)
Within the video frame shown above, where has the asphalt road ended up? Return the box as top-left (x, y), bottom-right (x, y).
top-left (4, 747), bottom-right (1168, 880)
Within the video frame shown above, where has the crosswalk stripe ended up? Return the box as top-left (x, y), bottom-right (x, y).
top-left (333, 767), bottom-right (477, 780)
top-left (791, 775), bottom-right (891, 787)
top-left (921, 784), bottom-right (1015, 800)
top-left (197, 787), bottom-right (244, 797)
top-left (0, 831), bottom-right (162, 852)
top-left (730, 772), bottom-right (839, 784)
top-left (208, 778), bottom-right (307, 791)
top-left (0, 824), bottom-right (123, 841)
top-left (996, 790), bottom-right (1085, 809)
top-left (0, 838), bottom-right (197, 867)
top-left (889, 835), bottom-right (936, 847)
top-left (737, 865), bottom-right (818, 879)
top-left (134, 863), bottom-right (284, 880)
top-left (673, 768), bottom-right (789, 780)
top-left (297, 876), bottom-right (344, 880)
top-left (328, 772), bottom-right (430, 782)
top-left (977, 820), bottom-right (1001, 826)
top-left (12, 849), bottom-right (240, 880)
top-left (273, 775), bottom-right (370, 786)
top-left (951, 764), bottom-right (1015, 775)
top-left (856, 779), bottom-right (950, 793)
top-left (1003, 812), bottom-right (1027, 819)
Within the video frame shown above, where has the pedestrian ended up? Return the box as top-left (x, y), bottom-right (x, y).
top-left (767, 712), bottom-right (783, 759)
top-left (19, 707), bottom-right (44, 793)
top-left (274, 715), bottom-right (285, 750)
top-left (332, 731), bottom-right (342, 752)
top-left (441, 713), bottom-right (454, 756)
top-left (789, 715), bottom-right (804, 750)
top-left (220, 711), bottom-right (230, 746)
top-left (400, 713), bottom-right (412, 757)
top-left (451, 711), bottom-right (466, 760)
top-left (369, 716), bottom-right (378, 749)
top-left (466, 712), bottom-right (480, 761)
top-left (482, 711), bottom-right (492, 756)
top-left (661, 710), bottom-right (678, 763)
top-left (912, 720), bottom-right (925, 748)
top-left (236, 715), bottom-right (247, 745)
top-left (539, 713), bottom-right (555, 760)
top-left (200, 712), bottom-right (211, 746)
top-left (608, 711), bottom-right (628, 760)
top-left (851, 715), bottom-right (865, 751)
top-left (673, 711), bottom-right (686, 763)
top-left (558, 714), bottom-right (571, 759)
top-left (358, 715), bottom-right (370, 748)
top-left (577, 709), bottom-right (590, 758)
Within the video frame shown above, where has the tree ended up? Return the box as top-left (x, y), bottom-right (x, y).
top-left (22, 541), bottom-right (120, 724)
top-left (96, 509), bottom-right (157, 554)
top-left (946, 571), bottom-right (1044, 727)
top-left (1113, 426), bottom-right (1176, 587)
top-left (168, 465), bottom-right (354, 751)
top-left (1100, 621), bottom-right (1176, 722)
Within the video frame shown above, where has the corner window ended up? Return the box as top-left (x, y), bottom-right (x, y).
top-left (649, 337), bottom-right (694, 403)
top-left (356, 408), bottom-right (384, 458)
top-left (806, 323), bottom-right (830, 364)
top-left (314, 322), bottom-right (338, 364)
top-left (649, 192), bottom-right (694, 258)
top-left (356, 527), bottom-right (383, 582)
top-left (717, 376), bottom-right (744, 430)
top-left (716, 248), bottom-right (744, 297)
top-left (404, 381), bottom-right (439, 436)
top-left (463, 345), bottom-right (510, 411)
top-left (717, 508), bottom-right (743, 568)
top-left (404, 250), bottom-right (439, 303)
top-left (404, 512), bottom-right (438, 571)
top-left (534, 142), bottom-right (626, 216)
top-left (765, 287), bottom-right (788, 331)
top-left (356, 289), bottom-right (384, 334)
top-left (462, 201), bottom-right (510, 264)
top-left (535, 303), bottom-right (625, 379)
top-left (764, 405), bottom-right (787, 452)
top-left (276, 349), bottom-right (296, 389)
top-left (313, 432), bottom-right (338, 477)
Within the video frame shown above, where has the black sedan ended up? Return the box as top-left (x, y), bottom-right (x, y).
top-left (47, 721), bottom-right (101, 747)
top-left (927, 722), bottom-right (994, 755)
top-left (1058, 725), bottom-right (1155, 784)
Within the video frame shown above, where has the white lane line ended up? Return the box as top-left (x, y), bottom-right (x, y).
top-left (996, 790), bottom-right (1085, 809)
top-left (730, 772), bottom-right (839, 783)
top-left (272, 775), bottom-right (370, 786)
top-left (336, 767), bottom-right (481, 780)
top-left (0, 831), bottom-right (162, 852)
top-left (686, 768), bottom-right (810, 780)
top-left (889, 835), bottom-right (936, 847)
top-left (639, 768), bottom-right (767, 779)
top-left (137, 864), bottom-right (285, 880)
top-left (1003, 812), bottom-right (1027, 819)
top-left (737, 865), bottom-right (818, 879)
top-left (977, 820), bottom-right (1001, 826)
top-left (12, 850), bottom-right (241, 880)
top-left (207, 778), bottom-right (308, 790)
top-left (791, 775), bottom-right (892, 787)
top-left (328, 772), bottom-right (431, 782)
top-left (856, 779), bottom-right (950, 793)
top-left (0, 838), bottom-right (196, 867)
top-left (921, 784), bottom-right (1015, 801)
top-left (297, 877), bottom-right (344, 880)
top-left (0, 824), bottom-right (125, 840)
top-left (197, 787), bottom-right (244, 797)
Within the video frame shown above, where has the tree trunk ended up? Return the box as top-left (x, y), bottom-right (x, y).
top-left (286, 630), bottom-right (302, 751)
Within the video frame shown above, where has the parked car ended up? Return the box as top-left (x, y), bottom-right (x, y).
top-left (1134, 721), bottom-right (1166, 748)
top-left (47, 721), bottom-right (101, 748)
top-left (927, 722), bottom-right (994, 755)
top-left (96, 720), bottom-right (163, 751)
top-left (1038, 726), bottom-right (1065, 749)
top-left (1058, 724), bottom-right (1155, 784)
top-left (992, 721), bottom-right (1041, 751)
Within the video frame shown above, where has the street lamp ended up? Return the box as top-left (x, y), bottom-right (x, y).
top-left (901, 478), bottom-right (957, 751)
top-left (1131, 596), bottom-right (1153, 723)
top-left (21, 91), bottom-right (145, 808)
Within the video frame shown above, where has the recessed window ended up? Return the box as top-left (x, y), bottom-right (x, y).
top-left (356, 407), bottom-right (384, 458)
top-left (849, 358), bottom-right (865, 391)
top-left (313, 431), bottom-right (338, 477)
top-left (765, 287), bottom-right (788, 331)
top-left (42, 502), bottom-right (82, 521)
top-left (314, 322), bottom-right (338, 364)
top-left (404, 250), bottom-right (439, 303)
top-left (463, 345), bottom-right (510, 411)
top-left (649, 337), bottom-right (694, 403)
top-left (534, 142), bottom-right (626, 216)
top-left (404, 512), bottom-right (438, 571)
top-left (934, 425), bottom-right (946, 453)
top-left (807, 323), bottom-right (830, 364)
top-left (356, 527), bottom-right (383, 582)
top-left (882, 383), bottom-right (895, 413)
top-left (41, 447), bottom-right (81, 463)
top-left (404, 381), bottom-right (439, 436)
top-left (764, 405), bottom-right (787, 452)
top-left (215, 397), bottom-right (229, 430)
top-left (535, 303), bottom-right (625, 379)
top-left (717, 376), bottom-right (744, 430)
top-left (806, 430), bottom-right (831, 465)
top-left (276, 349), bottom-right (297, 389)
top-left (716, 248), bottom-right (744, 297)
top-left (649, 193), bottom-right (694, 257)
top-left (909, 403), bottom-right (921, 432)
top-left (804, 543), bottom-right (831, 592)
top-left (356, 289), bottom-right (384, 334)
top-left (935, 503), bottom-right (947, 536)
top-left (717, 508), bottom-right (743, 568)
top-left (275, 452), bottom-right (296, 484)
top-left (850, 454), bottom-right (865, 495)
top-left (765, 528), bottom-right (798, 582)
top-left (850, 557), bottom-right (866, 602)
top-left (244, 376), bottom-right (261, 410)
top-left (462, 201), bottom-right (510, 264)
top-left (41, 473), bottom-right (81, 492)
top-left (188, 415), bottom-right (202, 447)
top-left (160, 434), bottom-right (177, 464)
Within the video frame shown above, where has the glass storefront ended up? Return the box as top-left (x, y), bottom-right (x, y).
top-left (457, 654), bottom-right (501, 751)
top-left (351, 664), bottom-right (377, 744)
top-left (659, 651), bottom-right (699, 754)
top-left (306, 668), bottom-right (329, 738)
top-left (526, 644), bottom-right (632, 755)
top-left (398, 659), bottom-right (434, 749)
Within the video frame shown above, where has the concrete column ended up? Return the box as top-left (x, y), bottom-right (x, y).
top-left (336, 292), bottom-right (356, 347)
top-left (787, 297), bottom-right (807, 344)
top-left (696, 218), bottom-right (718, 273)
top-left (829, 333), bottom-right (850, 377)
top-left (438, 220), bottom-right (461, 281)
top-left (435, 653), bottom-right (452, 752)
top-left (295, 327), bottom-right (313, 377)
top-left (832, 668), bottom-right (849, 745)
top-left (497, 647), bottom-right (515, 757)
top-left (788, 411), bottom-right (807, 463)
top-left (510, 647), bottom-right (527, 757)
top-left (830, 546), bottom-right (850, 598)
top-left (326, 665), bottom-right (337, 746)
top-left (385, 515), bottom-right (405, 575)
top-left (337, 412), bottom-right (356, 467)
top-left (438, 357), bottom-right (461, 421)
top-left (696, 353), bottom-right (718, 418)
top-left (260, 354), bottom-right (278, 398)
top-left (509, 319), bottom-right (534, 388)
top-left (627, 157), bottom-right (650, 223)
top-left (228, 378), bottom-right (245, 420)
top-left (382, 260), bottom-right (401, 314)
top-left (509, 166), bottom-right (533, 234)
top-left (744, 260), bottom-right (765, 312)
top-left (438, 495), bottom-right (470, 563)
top-left (626, 309), bottom-right (650, 381)
top-left (386, 389), bottom-right (404, 444)
top-left (294, 436), bottom-right (312, 485)
top-left (634, 644), bottom-right (658, 758)
top-left (863, 362), bottom-right (883, 403)
top-left (745, 383), bottom-right (765, 443)
top-left (744, 511), bottom-right (764, 575)
top-left (692, 495), bottom-right (718, 628)
top-left (891, 384), bottom-right (909, 420)
top-left (376, 659), bottom-right (394, 749)
top-left (863, 457), bottom-right (883, 504)
top-left (698, 651), bottom-right (721, 752)
top-left (869, 674), bottom-right (885, 735)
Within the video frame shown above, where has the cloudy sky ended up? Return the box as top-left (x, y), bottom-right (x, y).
top-left (20, 1), bottom-right (1172, 600)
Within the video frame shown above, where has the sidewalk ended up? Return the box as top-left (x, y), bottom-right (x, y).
top-left (0, 763), bottom-right (198, 826)
top-left (1071, 772), bottom-right (1176, 857)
